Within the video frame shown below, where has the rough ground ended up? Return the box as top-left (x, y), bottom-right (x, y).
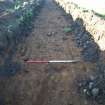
top-left (0, 0), bottom-right (99, 105)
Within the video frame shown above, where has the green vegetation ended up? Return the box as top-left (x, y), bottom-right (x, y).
top-left (63, 27), bottom-right (72, 33)
top-left (0, 0), bottom-right (42, 76)
top-left (95, 13), bottom-right (105, 20)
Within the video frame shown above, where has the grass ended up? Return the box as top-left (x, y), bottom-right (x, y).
top-left (95, 13), bottom-right (105, 20)
top-left (63, 27), bottom-right (72, 33)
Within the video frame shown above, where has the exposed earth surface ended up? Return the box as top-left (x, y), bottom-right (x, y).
top-left (0, 0), bottom-right (105, 105)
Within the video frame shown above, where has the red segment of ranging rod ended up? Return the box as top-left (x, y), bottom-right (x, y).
top-left (26, 60), bottom-right (49, 64)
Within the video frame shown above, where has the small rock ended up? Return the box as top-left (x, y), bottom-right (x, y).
top-left (83, 89), bottom-right (87, 93)
top-left (91, 88), bottom-right (99, 97)
top-left (86, 91), bottom-right (90, 96)
top-left (47, 32), bottom-right (56, 37)
top-left (52, 31), bottom-right (55, 35)
top-left (47, 32), bottom-right (52, 36)
top-left (90, 75), bottom-right (96, 81)
top-left (62, 37), bottom-right (68, 40)
top-left (89, 82), bottom-right (94, 89)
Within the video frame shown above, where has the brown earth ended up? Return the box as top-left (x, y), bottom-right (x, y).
top-left (0, 0), bottom-right (99, 105)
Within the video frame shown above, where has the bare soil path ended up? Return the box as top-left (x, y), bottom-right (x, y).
top-left (0, 0), bottom-right (97, 105)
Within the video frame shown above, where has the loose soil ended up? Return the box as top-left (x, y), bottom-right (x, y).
top-left (0, 0), bottom-right (99, 105)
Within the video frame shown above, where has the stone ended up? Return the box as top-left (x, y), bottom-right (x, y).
top-left (83, 89), bottom-right (87, 93)
top-left (62, 36), bottom-right (68, 40)
top-left (89, 75), bottom-right (96, 81)
top-left (47, 31), bottom-right (56, 37)
top-left (91, 88), bottom-right (99, 97)
top-left (89, 82), bottom-right (94, 89)
top-left (82, 41), bottom-right (100, 62)
top-left (47, 32), bottom-right (52, 36)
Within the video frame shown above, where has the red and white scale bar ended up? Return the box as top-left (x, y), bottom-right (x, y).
top-left (26, 60), bottom-right (80, 64)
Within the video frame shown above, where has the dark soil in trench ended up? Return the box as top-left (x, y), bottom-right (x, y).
top-left (0, 0), bottom-right (104, 105)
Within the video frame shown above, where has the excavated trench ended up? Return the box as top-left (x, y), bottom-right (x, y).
top-left (0, 0), bottom-right (105, 105)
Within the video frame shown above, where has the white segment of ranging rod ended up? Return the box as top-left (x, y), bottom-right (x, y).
top-left (49, 60), bottom-right (80, 63)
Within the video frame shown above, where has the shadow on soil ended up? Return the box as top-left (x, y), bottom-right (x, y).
top-left (60, 5), bottom-right (105, 103)
top-left (0, 1), bottom-right (45, 105)
top-left (72, 18), bottom-right (100, 62)
top-left (70, 16), bottom-right (105, 105)
top-left (0, 0), bottom-right (44, 77)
